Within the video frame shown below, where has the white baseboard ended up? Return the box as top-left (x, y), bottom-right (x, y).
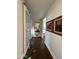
top-left (44, 41), bottom-right (57, 59)
top-left (20, 42), bottom-right (30, 59)
top-left (20, 54), bottom-right (24, 59)
top-left (20, 49), bottom-right (28, 59)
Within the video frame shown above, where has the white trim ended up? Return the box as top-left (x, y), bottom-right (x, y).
top-left (17, 53), bottom-right (24, 59)
top-left (44, 41), bottom-right (57, 59)
top-left (20, 42), bottom-right (30, 59)
top-left (20, 44), bottom-right (30, 59)
top-left (20, 54), bottom-right (25, 59)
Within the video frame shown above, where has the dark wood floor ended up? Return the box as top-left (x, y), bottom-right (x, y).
top-left (24, 37), bottom-right (53, 59)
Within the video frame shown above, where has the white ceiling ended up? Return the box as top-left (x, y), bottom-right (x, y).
top-left (25, 0), bottom-right (55, 21)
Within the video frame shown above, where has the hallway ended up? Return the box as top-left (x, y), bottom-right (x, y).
top-left (23, 37), bottom-right (53, 59)
top-left (17, 0), bottom-right (62, 59)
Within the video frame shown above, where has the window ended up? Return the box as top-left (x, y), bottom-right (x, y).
top-left (42, 17), bottom-right (46, 38)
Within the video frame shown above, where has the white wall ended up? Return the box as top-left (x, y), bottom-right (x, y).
top-left (17, 0), bottom-right (24, 59)
top-left (45, 0), bottom-right (62, 59)
top-left (17, 0), bottom-right (33, 59)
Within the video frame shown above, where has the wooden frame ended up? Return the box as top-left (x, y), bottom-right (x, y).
top-left (54, 16), bottom-right (62, 35)
top-left (46, 16), bottom-right (62, 36)
top-left (46, 20), bottom-right (52, 32)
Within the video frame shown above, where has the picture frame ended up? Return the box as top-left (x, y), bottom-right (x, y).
top-left (46, 20), bottom-right (52, 32)
top-left (46, 16), bottom-right (62, 36)
top-left (53, 16), bottom-right (62, 35)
